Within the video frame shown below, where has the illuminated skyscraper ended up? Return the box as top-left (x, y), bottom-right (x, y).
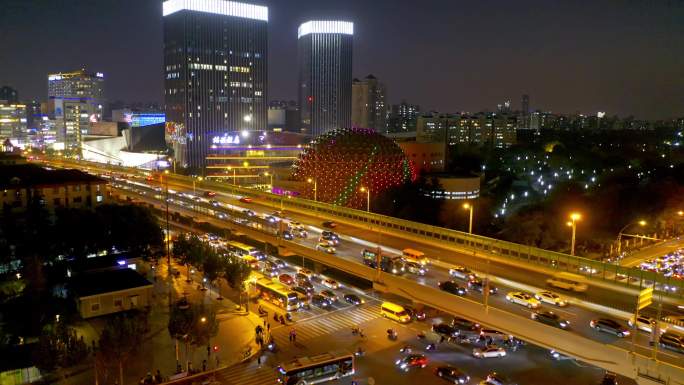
top-left (298, 21), bottom-right (353, 137)
top-left (163, 0), bottom-right (268, 171)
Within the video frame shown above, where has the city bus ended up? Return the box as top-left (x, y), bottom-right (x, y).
top-left (227, 241), bottom-right (265, 261)
top-left (251, 275), bottom-right (300, 312)
top-left (276, 351), bottom-right (355, 385)
top-left (402, 248), bottom-right (429, 265)
top-left (361, 249), bottom-right (405, 274)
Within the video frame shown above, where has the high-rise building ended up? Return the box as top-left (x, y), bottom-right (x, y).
top-left (298, 20), bottom-right (354, 138)
top-left (386, 101), bottom-right (420, 133)
top-left (521, 94), bottom-right (530, 115)
top-left (416, 112), bottom-right (517, 149)
top-left (0, 86), bottom-right (19, 104)
top-left (351, 74), bottom-right (386, 132)
top-left (163, 0), bottom-right (268, 171)
top-left (268, 100), bottom-right (300, 133)
top-left (0, 104), bottom-right (28, 142)
top-left (47, 69), bottom-right (106, 151)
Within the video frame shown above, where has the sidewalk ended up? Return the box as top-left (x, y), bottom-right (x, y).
top-left (57, 258), bottom-right (264, 385)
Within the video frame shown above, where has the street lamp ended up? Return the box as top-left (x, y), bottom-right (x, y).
top-left (616, 220), bottom-right (647, 256)
top-left (227, 166), bottom-right (236, 185)
top-left (280, 192), bottom-right (291, 211)
top-left (359, 187), bottom-right (370, 212)
top-left (567, 212), bottom-right (581, 256)
top-left (463, 203), bottom-right (474, 234)
top-left (263, 172), bottom-right (273, 189)
top-left (193, 176), bottom-right (203, 195)
top-left (307, 177), bottom-right (317, 201)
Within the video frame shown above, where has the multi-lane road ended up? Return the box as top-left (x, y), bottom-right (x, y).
top-left (39, 159), bottom-right (684, 369)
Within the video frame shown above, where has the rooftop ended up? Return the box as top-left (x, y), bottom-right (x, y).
top-left (71, 268), bottom-right (152, 298)
top-left (0, 164), bottom-right (105, 189)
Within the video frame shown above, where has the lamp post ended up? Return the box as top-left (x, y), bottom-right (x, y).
top-left (567, 212), bottom-right (581, 256)
top-left (263, 172), bottom-right (273, 189)
top-left (227, 166), bottom-right (236, 185)
top-left (307, 177), bottom-right (317, 201)
top-left (463, 203), bottom-right (474, 234)
top-left (280, 192), bottom-right (291, 211)
top-left (616, 220), bottom-right (647, 256)
top-left (193, 176), bottom-right (203, 195)
top-left (360, 187), bottom-right (370, 212)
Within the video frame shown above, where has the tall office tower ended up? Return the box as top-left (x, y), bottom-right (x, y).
top-left (0, 86), bottom-right (19, 104)
top-left (298, 20), bottom-right (353, 137)
top-left (47, 69), bottom-right (106, 151)
top-left (163, 0), bottom-right (268, 171)
top-left (521, 94), bottom-right (530, 115)
top-left (351, 74), bottom-right (386, 132)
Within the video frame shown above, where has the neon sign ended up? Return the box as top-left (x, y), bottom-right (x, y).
top-left (212, 134), bottom-right (241, 145)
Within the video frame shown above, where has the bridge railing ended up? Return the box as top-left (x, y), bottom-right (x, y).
top-left (50, 157), bottom-right (684, 298)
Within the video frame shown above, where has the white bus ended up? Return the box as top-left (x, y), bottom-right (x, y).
top-left (546, 272), bottom-right (589, 292)
top-left (251, 275), bottom-right (299, 312)
top-left (276, 352), bottom-right (355, 385)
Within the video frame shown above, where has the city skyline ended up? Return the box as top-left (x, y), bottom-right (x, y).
top-left (0, 0), bottom-right (682, 119)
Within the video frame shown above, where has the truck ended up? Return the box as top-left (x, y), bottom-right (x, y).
top-left (361, 248), bottom-right (405, 274)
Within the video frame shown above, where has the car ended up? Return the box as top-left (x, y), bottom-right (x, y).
top-left (278, 274), bottom-right (294, 286)
top-left (434, 366), bottom-right (470, 384)
top-left (438, 281), bottom-right (467, 296)
top-left (600, 372), bottom-right (618, 385)
top-left (318, 238), bottom-right (337, 247)
top-left (479, 329), bottom-right (510, 342)
top-left (590, 318), bottom-right (630, 337)
top-left (280, 230), bottom-right (294, 240)
top-left (316, 242), bottom-right (336, 254)
top-left (467, 277), bottom-right (498, 294)
top-left (319, 233), bottom-right (340, 245)
top-left (216, 213), bottom-right (227, 220)
top-left (239, 197), bottom-right (252, 203)
top-left (210, 200), bottom-right (220, 207)
top-left (271, 259), bottom-right (286, 269)
top-left (404, 305), bottom-right (427, 321)
top-left (344, 293), bottom-right (364, 305)
top-left (472, 345), bottom-right (506, 358)
top-left (322, 221), bottom-right (338, 228)
top-left (203, 191), bottom-right (217, 197)
top-left (311, 294), bottom-right (332, 309)
top-left (293, 228), bottom-right (308, 238)
top-left (534, 291), bottom-right (568, 307)
top-left (242, 209), bottom-right (256, 217)
top-left (264, 215), bottom-right (278, 223)
top-left (322, 278), bottom-right (340, 289)
top-left (395, 354), bottom-right (428, 371)
top-left (262, 267), bottom-right (279, 278)
top-left (531, 310), bottom-right (570, 329)
top-left (629, 315), bottom-right (660, 333)
top-left (271, 211), bottom-right (284, 218)
top-left (432, 323), bottom-right (458, 338)
top-left (293, 286), bottom-right (312, 298)
top-left (405, 262), bottom-right (427, 275)
top-left (449, 265), bottom-right (475, 280)
top-left (505, 291), bottom-right (540, 308)
top-left (295, 273), bottom-right (310, 284)
top-left (298, 268), bottom-right (315, 279)
top-left (482, 372), bottom-right (510, 385)
top-left (319, 289), bottom-right (338, 302)
top-left (658, 332), bottom-right (684, 354)
top-left (452, 317), bottom-right (480, 331)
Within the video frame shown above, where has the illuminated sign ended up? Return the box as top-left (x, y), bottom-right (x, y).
top-left (96, 72), bottom-right (104, 78)
top-left (212, 134), bottom-right (241, 145)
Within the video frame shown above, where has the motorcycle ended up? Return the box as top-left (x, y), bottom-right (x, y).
top-left (354, 347), bottom-right (365, 357)
top-left (399, 345), bottom-right (412, 354)
top-left (425, 343), bottom-right (436, 351)
top-left (387, 329), bottom-right (398, 341)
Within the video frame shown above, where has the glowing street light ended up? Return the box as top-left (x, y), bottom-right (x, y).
top-left (359, 186), bottom-right (370, 212)
top-left (307, 177), bottom-right (317, 201)
top-left (193, 176), bottom-right (203, 195)
top-left (463, 203), bottom-right (474, 234)
top-left (567, 212), bottom-right (581, 256)
top-left (616, 220), bottom-right (647, 256)
top-left (263, 171), bottom-right (273, 188)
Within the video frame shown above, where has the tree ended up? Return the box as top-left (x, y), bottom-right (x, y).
top-left (223, 258), bottom-right (252, 310)
top-left (95, 204), bottom-right (164, 261)
top-left (33, 322), bottom-right (88, 378)
top-left (202, 251), bottom-right (222, 296)
top-left (96, 310), bottom-right (148, 385)
top-left (168, 303), bottom-right (195, 368)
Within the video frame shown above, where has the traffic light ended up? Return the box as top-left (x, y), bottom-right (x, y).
top-left (213, 345), bottom-right (220, 353)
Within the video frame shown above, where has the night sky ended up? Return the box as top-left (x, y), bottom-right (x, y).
top-left (1, 0), bottom-right (683, 119)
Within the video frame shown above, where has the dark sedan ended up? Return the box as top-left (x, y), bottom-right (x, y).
top-left (590, 318), bottom-right (630, 337)
top-left (467, 277), bottom-right (498, 294)
top-left (531, 310), bottom-right (570, 329)
top-left (432, 323), bottom-right (458, 338)
top-left (344, 293), bottom-right (364, 305)
top-left (434, 366), bottom-right (470, 384)
top-left (438, 281), bottom-right (467, 296)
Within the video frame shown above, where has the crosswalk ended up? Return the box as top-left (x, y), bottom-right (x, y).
top-left (271, 303), bottom-right (380, 346)
top-left (212, 361), bottom-right (277, 385)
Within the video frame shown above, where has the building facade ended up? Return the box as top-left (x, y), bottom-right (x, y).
top-left (47, 69), bottom-right (106, 151)
top-left (163, 0), bottom-right (268, 172)
top-left (0, 86), bottom-right (19, 104)
top-left (0, 104), bottom-right (28, 142)
top-left (298, 20), bottom-right (353, 138)
top-left (417, 112), bottom-right (517, 149)
top-left (386, 101), bottom-right (420, 133)
top-left (351, 74), bottom-right (386, 132)
top-left (72, 268), bottom-right (153, 319)
top-left (268, 100), bottom-right (300, 133)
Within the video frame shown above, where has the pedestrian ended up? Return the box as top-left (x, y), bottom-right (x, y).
top-left (292, 329), bottom-right (297, 343)
top-left (216, 355), bottom-right (220, 368)
top-left (257, 355), bottom-right (262, 367)
top-left (439, 335), bottom-right (446, 344)
top-left (156, 369), bottom-right (162, 384)
top-left (207, 344), bottom-right (211, 356)
top-left (202, 359), bottom-right (207, 372)
top-left (263, 319), bottom-right (267, 326)
top-left (267, 322), bottom-right (270, 332)
top-left (289, 333), bottom-right (292, 343)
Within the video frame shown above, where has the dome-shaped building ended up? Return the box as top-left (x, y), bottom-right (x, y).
top-left (292, 128), bottom-right (415, 209)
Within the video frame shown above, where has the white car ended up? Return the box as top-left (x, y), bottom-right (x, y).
top-left (316, 243), bottom-right (336, 254)
top-left (534, 291), bottom-right (568, 307)
top-left (629, 315), bottom-right (665, 333)
top-left (506, 291), bottom-right (540, 308)
top-left (472, 345), bottom-right (506, 358)
top-left (322, 278), bottom-right (340, 290)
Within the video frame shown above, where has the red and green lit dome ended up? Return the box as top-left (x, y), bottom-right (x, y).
top-left (292, 128), bottom-right (416, 209)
